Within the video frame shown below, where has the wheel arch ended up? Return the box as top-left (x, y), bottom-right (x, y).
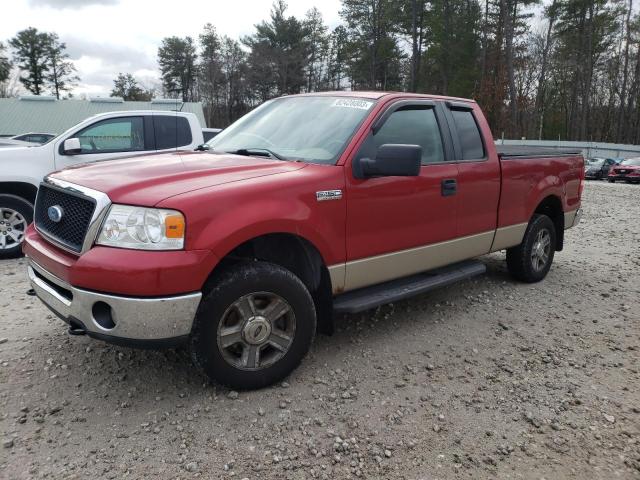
top-left (205, 232), bottom-right (335, 335)
top-left (532, 195), bottom-right (564, 251)
top-left (0, 182), bottom-right (38, 205)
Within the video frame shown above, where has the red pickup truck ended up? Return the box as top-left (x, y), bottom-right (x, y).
top-left (23, 92), bottom-right (584, 389)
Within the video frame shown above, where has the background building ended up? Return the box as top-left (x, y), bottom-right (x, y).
top-left (0, 96), bottom-right (206, 137)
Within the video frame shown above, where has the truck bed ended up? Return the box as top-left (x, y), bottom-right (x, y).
top-left (496, 145), bottom-right (582, 159)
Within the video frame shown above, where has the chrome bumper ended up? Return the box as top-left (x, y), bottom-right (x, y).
top-left (28, 259), bottom-right (202, 344)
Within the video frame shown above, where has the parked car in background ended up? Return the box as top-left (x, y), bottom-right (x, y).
top-left (607, 157), bottom-right (640, 183)
top-left (0, 138), bottom-right (38, 148)
top-left (202, 128), bottom-right (223, 142)
top-left (584, 157), bottom-right (617, 179)
top-left (11, 133), bottom-right (56, 144)
top-left (23, 91), bottom-right (583, 389)
top-left (0, 110), bottom-right (204, 259)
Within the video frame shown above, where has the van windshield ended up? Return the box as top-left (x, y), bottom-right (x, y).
top-left (207, 96), bottom-right (376, 165)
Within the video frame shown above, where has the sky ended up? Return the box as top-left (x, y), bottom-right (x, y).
top-left (0, 0), bottom-right (343, 97)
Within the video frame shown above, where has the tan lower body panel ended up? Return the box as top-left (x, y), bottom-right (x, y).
top-left (490, 222), bottom-right (528, 252)
top-left (564, 209), bottom-right (578, 229)
top-left (342, 231), bottom-right (495, 292)
top-left (327, 264), bottom-right (346, 294)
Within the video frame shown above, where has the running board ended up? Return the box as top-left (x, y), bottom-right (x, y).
top-left (333, 260), bottom-right (486, 314)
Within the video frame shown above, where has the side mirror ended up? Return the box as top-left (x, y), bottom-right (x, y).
top-left (353, 144), bottom-right (422, 179)
top-left (195, 143), bottom-right (211, 151)
top-left (63, 138), bottom-right (82, 155)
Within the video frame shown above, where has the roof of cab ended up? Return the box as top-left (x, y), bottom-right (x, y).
top-left (289, 90), bottom-right (477, 103)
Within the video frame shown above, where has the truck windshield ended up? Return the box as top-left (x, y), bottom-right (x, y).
top-left (206, 96), bottom-right (376, 165)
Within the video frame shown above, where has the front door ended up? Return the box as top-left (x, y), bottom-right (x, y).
top-left (344, 100), bottom-right (459, 291)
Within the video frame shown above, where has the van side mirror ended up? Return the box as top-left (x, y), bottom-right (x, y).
top-left (195, 143), bottom-right (211, 151)
top-left (353, 144), bottom-right (422, 179)
top-left (63, 138), bottom-right (82, 155)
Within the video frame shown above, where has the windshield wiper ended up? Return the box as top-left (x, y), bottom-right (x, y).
top-left (229, 147), bottom-right (286, 160)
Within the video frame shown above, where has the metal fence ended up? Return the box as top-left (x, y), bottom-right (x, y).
top-left (495, 139), bottom-right (640, 160)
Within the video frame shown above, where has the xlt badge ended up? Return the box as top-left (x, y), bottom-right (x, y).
top-left (316, 190), bottom-right (343, 202)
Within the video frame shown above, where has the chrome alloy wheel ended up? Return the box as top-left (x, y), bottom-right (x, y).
top-left (217, 292), bottom-right (296, 371)
top-left (0, 207), bottom-right (28, 250)
top-left (531, 228), bottom-right (551, 272)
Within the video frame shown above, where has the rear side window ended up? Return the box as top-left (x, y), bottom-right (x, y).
top-left (451, 110), bottom-right (484, 160)
top-left (369, 107), bottom-right (445, 165)
top-left (154, 116), bottom-right (193, 150)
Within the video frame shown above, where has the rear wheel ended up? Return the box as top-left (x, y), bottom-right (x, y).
top-left (190, 261), bottom-right (316, 390)
top-left (0, 194), bottom-right (33, 260)
top-left (506, 214), bottom-right (556, 283)
top-left (608, 178), bottom-right (615, 183)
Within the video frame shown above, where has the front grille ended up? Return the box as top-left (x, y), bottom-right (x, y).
top-left (35, 184), bottom-right (96, 253)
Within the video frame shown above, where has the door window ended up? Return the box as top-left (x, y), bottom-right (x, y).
top-left (360, 106), bottom-right (445, 165)
top-left (450, 110), bottom-right (484, 160)
top-left (72, 117), bottom-right (144, 154)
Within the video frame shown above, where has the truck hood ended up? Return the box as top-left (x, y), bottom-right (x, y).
top-left (50, 151), bottom-right (307, 205)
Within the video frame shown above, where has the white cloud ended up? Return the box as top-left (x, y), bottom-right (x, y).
top-left (28, 0), bottom-right (119, 8)
top-left (2, 0), bottom-right (343, 97)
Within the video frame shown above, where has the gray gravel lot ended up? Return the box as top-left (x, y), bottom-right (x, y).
top-left (1, 181), bottom-right (639, 480)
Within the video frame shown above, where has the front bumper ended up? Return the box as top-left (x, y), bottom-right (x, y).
top-left (28, 258), bottom-right (202, 348)
top-left (609, 174), bottom-right (640, 181)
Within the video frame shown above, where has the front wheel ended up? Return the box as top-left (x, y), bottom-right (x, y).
top-left (190, 261), bottom-right (316, 390)
top-left (506, 214), bottom-right (556, 283)
top-left (608, 178), bottom-right (615, 183)
top-left (0, 194), bottom-right (33, 260)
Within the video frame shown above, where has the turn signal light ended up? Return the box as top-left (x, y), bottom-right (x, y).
top-left (165, 214), bottom-right (185, 238)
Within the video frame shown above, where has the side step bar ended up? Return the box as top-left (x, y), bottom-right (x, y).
top-left (333, 260), bottom-right (486, 314)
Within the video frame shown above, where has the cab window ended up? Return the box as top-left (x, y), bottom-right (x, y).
top-left (359, 106), bottom-right (445, 165)
top-left (450, 110), bottom-right (484, 160)
top-left (73, 117), bottom-right (145, 153)
top-left (154, 116), bottom-right (193, 149)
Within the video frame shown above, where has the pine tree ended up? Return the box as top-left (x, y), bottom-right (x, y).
top-left (9, 27), bottom-right (51, 95)
top-left (45, 33), bottom-right (79, 99)
top-left (158, 36), bottom-right (198, 101)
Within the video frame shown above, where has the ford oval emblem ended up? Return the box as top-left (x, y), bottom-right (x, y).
top-left (47, 205), bottom-right (64, 223)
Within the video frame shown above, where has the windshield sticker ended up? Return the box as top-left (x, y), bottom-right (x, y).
top-left (331, 98), bottom-right (374, 110)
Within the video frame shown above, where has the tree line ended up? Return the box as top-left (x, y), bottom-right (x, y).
top-left (1, 0), bottom-right (639, 144)
top-left (0, 27), bottom-right (78, 99)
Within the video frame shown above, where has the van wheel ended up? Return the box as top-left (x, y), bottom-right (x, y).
top-left (0, 194), bottom-right (33, 260)
top-left (506, 214), bottom-right (556, 283)
top-left (190, 261), bottom-right (316, 390)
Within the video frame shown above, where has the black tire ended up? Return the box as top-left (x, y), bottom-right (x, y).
top-left (0, 194), bottom-right (33, 260)
top-left (608, 179), bottom-right (615, 183)
top-left (190, 261), bottom-right (316, 390)
top-left (506, 214), bottom-right (556, 283)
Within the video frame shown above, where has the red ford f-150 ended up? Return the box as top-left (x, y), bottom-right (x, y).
top-left (22, 92), bottom-right (584, 389)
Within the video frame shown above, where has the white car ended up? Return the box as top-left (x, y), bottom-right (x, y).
top-left (11, 133), bottom-right (56, 144)
top-left (202, 127), bottom-right (223, 142)
top-left (0, 110), bottom-right (204, 258)
top-left (0, 138), bottom-right (39, 148)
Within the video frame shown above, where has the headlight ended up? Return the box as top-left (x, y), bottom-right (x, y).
top-left (96, 204), bottom-right (185, 250)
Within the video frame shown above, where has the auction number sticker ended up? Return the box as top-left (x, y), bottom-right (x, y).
top-left (332, 98), bottom-right (374, 110)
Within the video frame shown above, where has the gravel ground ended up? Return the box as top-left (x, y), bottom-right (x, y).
top-left (1, 181), bottom-right (639, 480)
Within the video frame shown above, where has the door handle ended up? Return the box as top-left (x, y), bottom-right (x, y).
top-left (441, 179), bottom-right (457, 197)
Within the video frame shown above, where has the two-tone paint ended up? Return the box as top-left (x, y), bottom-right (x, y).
top-left (23, 91), bottom-right (584, 303)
